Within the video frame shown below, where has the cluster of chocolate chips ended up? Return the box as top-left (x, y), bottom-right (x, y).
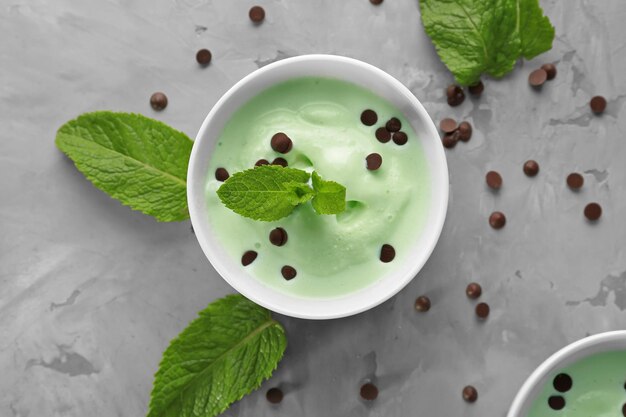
top-left (439, 117), bottom-right (473, 149)
top-left (528, 63), bottom-right (557, 88)
top-left (241, 227), bottom-right (296, 279)
top-left (485, 161), bottom-right (602, 226)
top-left (546, 373), bottom-right (572, 410)
top-left (446, 81), bottom-right (483, 107)
top-left (361, 109), bottom-right (409, 147)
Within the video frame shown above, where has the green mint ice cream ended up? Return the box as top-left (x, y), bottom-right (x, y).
top-left (527, 350), bottom-right (626, 417)
top-left (205, 77), bottom-right (430, 298)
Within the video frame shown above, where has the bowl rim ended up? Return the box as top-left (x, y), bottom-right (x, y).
top-left (187, 54), bottom-right (449, 319)
top-left (507, 330), bottom-right (626, 417)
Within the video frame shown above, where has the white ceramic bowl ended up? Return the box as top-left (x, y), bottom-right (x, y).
top-left (187, 54), bottom-right (448, 319)
top-left (507, 331), bottom-right (626, 417)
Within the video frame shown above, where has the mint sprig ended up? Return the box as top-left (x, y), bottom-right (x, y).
top-left (147, 294), bottom-right (287, 417)
top-left (217, 166), bottom-right (346, 221)
top-left (55, 112), bottom-right (193, 222)
top-left (419, 0), bottom-right (555, 86)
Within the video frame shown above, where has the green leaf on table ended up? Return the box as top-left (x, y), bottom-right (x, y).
top-left (147, 294), bottom-right (287, 417)
top-left (311, 171), bottom-right (346, 215)
top-left (419, 0), bottom-right (555, 86)
top-left (217, 165), bottom-right (312, 221)
top-left (55, 111), bottom-right (193, 222)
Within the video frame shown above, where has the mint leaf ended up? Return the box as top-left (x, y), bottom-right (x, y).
top-left (311, 172), bottom-right (346, 215)
top-left (419, 0), bottom-right (554, 85)
top-left (55, 112), bottom-right (192, 222)
top-left (148, 295), bottom-right (286, 417)
top-left (217, 165), bottom-right (311, 221)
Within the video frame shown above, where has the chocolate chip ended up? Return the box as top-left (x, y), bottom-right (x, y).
top-left (271, 132), bottom-right (293, 154)
top-left (553, 373), bottom-right (573, 393)
top-left (366, 153), bottom-right (383, 170)
top-left (379, 244), bottom-right (395, 263)
top-left (440, 118), bottom-right (458, 133)
top-left (255, 159), bottom-right (270, 167)
top-left (584, 202), bottom-right (602, 221)
top-left (249, 5), bottom-right (265, 23)
top-left (457, 121), bottom-right (472, 142)
top-left (475, 302), bottom-right (490, 319)
top-left (269, 227), bottom-right (288, 246)
top-left (272, 157), bottom-right (288, 167)
top-left (375, 127), bottom-right (391, 143)
top-left (567, 173), bottom-right (584, 190)
top-left (623, 403), bottom-right (626, 417)
top-left (468, 81), bottom-right (484, 97)
top-left (466, 283), bottom-right (482, 299)
top-left (548, 396), bottom-right (566, 410)
top-left (489, 212), bottom-right (506, 229)
top-left (385, 117), bottom-right (402, 132)
top-left (446, 84), bottom-right (465, 106)
top-left (415, 295), bottom-right (431, 312)
top-left (150, 92), bottom-right (168, 111)
top-left (590, 96), bottom-right (607, 114)
top-left (442, 131), bottom-right (459, 149)
top-left (486, 171), bottom-right (503, 190)
top-left (241, 250), bottom-right (258, 266)
top-left (215, 167), bottom-right (229, 182)
top-left (392, 131), bottom-right (408, 145)
top-left (462, 385), bottom-right (478, 403)
top-left (360, 383), bottom-right (378, 401)
top-left (196, 49), bottom-right (212, 66)
top-left (529, 69), bottom-right (548, 88)
top-left (523, 160), bottom-right (539, 177)
top-left (361, 109), bottom-right (378, 126)
top-left (370, 0), bottom-right (383, 4)
top-left (266, 387), bottom-right (283, 404)
top-left (281, 265), bottom-right (297, 280)
top-left (541, 63), bottom-right (557, 80)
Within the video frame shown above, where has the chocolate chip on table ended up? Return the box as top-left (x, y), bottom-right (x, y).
top-left (466, 283), bottom-right (482, 299)
top-left (366, 153), bottom-right (383, 170)
top-left (590, 96), bottom-right (607, 114)
top-left (489, 211), bottom-right (506, 229)
top-left (440, 118), bottom-right (458, 133)
top-left (271, 132), bottom-right (293, 153)
top-left (523, 160), bottom-right (540, 177)
top-left (553, 373), bottom-right (573, 393)
top-left (196, 49), bottom-right (212, 66)
top-left (375, 127), bottom-right (391, 143)
top-left (255, 159), bottom-right (270, 167)
top-left (241, 250), bottom-right (258, 266)
top-left (392, 131), bottom-right (408, 145)
top-left (370, 0), bottom-right (384, 4)
top-left (566, 173), bottom-right (584, 190)
top-left (415, 295), bottom-right (431, 312)
top-left (529, 69), bottom-right (548, 88)
top-left (361, 109), bottom-right (378, 126)
top-left (360, 383), bottom-right (378, 401)
top-left (457, 121), bottom-right (472, 142)
top-left (446, 84), bottom-right (465, 106)
top-left (486, 171), bottom-right (503, 190)
top-left (281, 265), bottom-right (297, 280)
top-left (272, 157), bottom-right (288, 167)
top-left (150, 92), bottom-right (168, 111)
top-left (385, 117), bottom-right (402, 132)
top-left (379, 244), bottom-right (395, 263)
top-left (541, 63), bottom-right (557, 80)
top-left (584, 202), bottom-right (602, 221)
top-left (548, 395), bottom-right (566, 410)
top-left (249, 5), bottom-right (265, 23)
top-left (462, 385), bottom-right (478, 403)
top-left (266, 387), bottom-right (283, 404)
top-left (269, 227), bottom-right (288, 246)
top-left (468, 81), bottom-right (484, 97)
top-left (215, 167), bottom-right (229, 181)
top-left (442, 131), bottom-right (459, 149)
top-left (475, 302), bottom-right (490, 319)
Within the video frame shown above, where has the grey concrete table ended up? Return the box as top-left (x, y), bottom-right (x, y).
top-left (2, 0), bottom-right (626, 416)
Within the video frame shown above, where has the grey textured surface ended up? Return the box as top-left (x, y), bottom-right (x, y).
top-left (1, 0), bottom-right (626, 416)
